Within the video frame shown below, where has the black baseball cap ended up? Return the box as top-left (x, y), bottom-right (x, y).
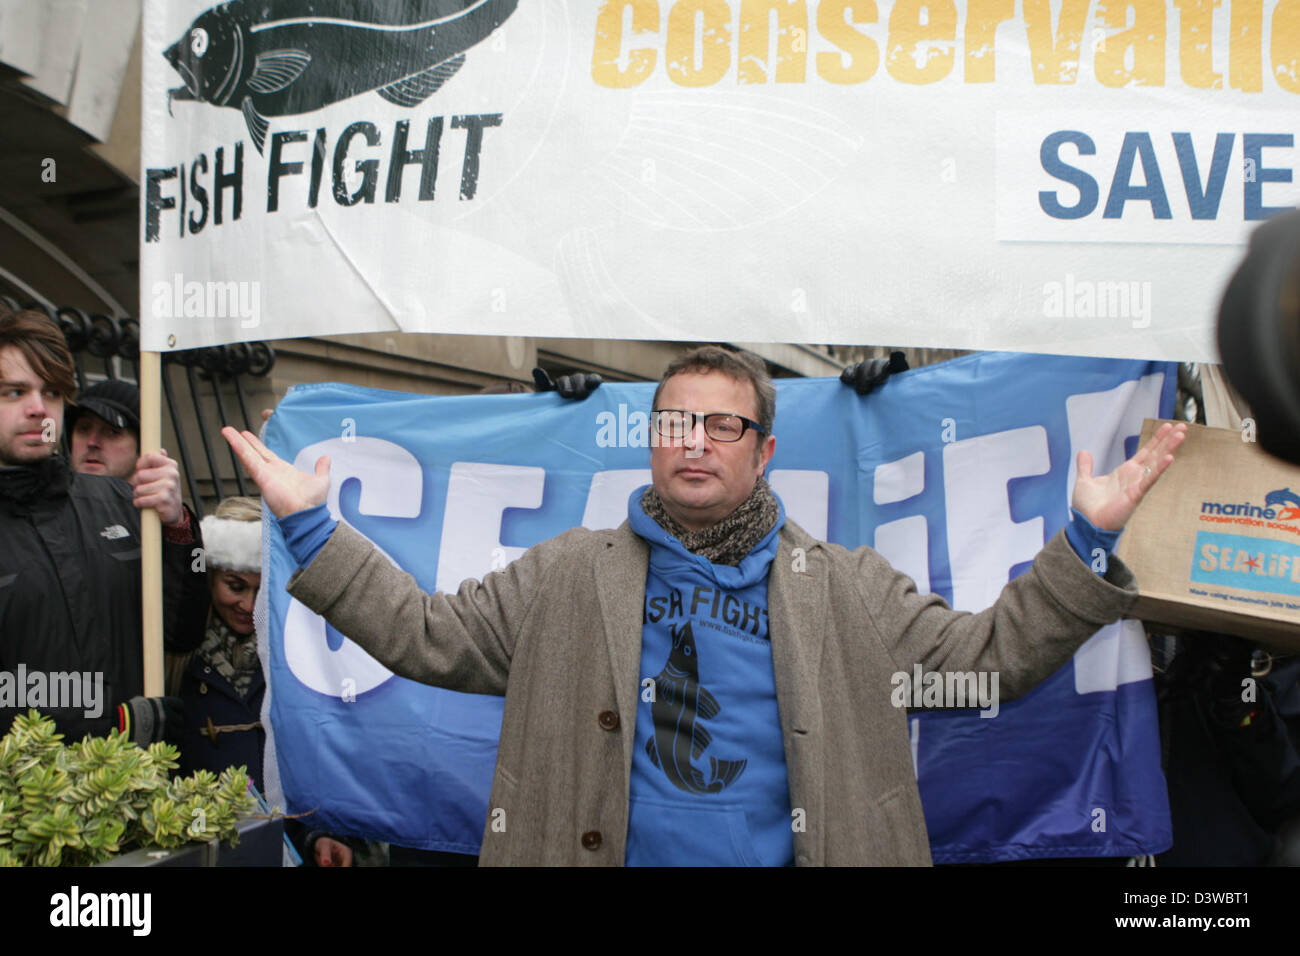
top-left (67, 380), bottom-right (140, 436)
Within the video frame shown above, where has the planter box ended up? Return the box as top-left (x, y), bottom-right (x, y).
top-left (96, 815), bottom-right (284, 867)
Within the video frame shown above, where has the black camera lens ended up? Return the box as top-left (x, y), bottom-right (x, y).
top-left (1218, 209), bottom-right (1300, 466)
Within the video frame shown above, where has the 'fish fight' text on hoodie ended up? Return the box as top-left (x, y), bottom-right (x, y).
top-left (626, 486), bottom-right (793, 866)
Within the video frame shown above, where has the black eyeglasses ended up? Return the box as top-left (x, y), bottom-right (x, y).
top-left (651, 409), bottom-right (767, 442)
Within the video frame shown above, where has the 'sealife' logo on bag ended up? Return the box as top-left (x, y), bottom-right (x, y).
top-left (1191, 531), bottom-right (1300, 599)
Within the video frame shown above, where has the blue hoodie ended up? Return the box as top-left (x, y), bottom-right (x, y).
top-left (625, 486), bottom-right (794, 866)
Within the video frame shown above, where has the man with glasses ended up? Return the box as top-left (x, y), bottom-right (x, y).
top-left (222, 345), bottom-right (1185, 865)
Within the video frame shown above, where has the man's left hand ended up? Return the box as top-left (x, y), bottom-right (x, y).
top-left (1072, 422), bottom-right (1188, 531)
top-left (131, 449), bottom-right (184, 527)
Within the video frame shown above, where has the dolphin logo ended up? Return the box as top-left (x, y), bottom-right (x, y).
top-left (644, 622), bottom-right (747, 795)
top-left (1265, 487), bottom-right (1300, 520)
top-left (163, 0), bottom-right (519, 153)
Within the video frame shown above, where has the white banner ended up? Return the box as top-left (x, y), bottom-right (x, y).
top-left (140, 1), bottom-right (1300, 359)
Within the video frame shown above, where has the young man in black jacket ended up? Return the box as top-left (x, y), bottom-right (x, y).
top-left (0, 306), bottom-right (207, 745)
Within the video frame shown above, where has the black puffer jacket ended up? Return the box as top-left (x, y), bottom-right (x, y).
top-left (0, 455), bottom-right (207, 741)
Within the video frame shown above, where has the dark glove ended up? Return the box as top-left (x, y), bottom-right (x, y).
top-left (117, 695), bottom-right (184, 747)
top-left (840, 351), bottom-right (909, 395)
top-left (532, 368), bottom-right (603, 400)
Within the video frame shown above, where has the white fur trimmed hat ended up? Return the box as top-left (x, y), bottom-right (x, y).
top-left (200, 514), bottom-right (262, 573)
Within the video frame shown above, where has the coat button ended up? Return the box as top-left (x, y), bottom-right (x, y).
top-left (597, 710), bottom-right (619, 731)
top-left (199, 682), bottom-right (208, 695)
top-left (581, 830), bottom-right (602, 851)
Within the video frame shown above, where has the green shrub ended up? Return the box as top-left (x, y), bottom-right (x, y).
top-left (0, 711), bottom-right (255, 866)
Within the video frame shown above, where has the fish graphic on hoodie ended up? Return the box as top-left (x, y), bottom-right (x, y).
top-left (644, 621), bottom-right (749, 795)
top-left (162, 0), bottom-right (518, 153)
top-left (626, 486), bottom-right (795, 866)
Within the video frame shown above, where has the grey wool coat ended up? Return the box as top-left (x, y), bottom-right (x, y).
top-left (287, 517), bottom-right (1139, 866)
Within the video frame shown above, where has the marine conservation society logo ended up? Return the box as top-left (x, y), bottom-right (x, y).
top-left (1193, 487), bottom-right (1300, 600)
top-left (146, 0), bottom-right (519, 241)
top-left (1199, 487), bottom-right (1300, 527)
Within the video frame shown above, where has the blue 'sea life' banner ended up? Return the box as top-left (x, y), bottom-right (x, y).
top-left (141, 0), bottom-right (1300, 361)
top-left (258, 351), bottom-right (1176, 860)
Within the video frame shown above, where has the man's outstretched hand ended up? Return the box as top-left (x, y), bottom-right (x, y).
top-left (220, 426), bottom-right (330, 518)
top-left (1072, 421), bottom-right (1188, 531)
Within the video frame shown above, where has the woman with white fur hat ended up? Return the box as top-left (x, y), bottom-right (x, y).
top-left (178, 496), bottom-right (372, 866)
top-left (178, 496), bottom-right (266, 788)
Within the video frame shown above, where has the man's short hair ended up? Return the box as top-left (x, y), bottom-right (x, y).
top-left (652, 346), bottom-right (775, 434)
top-left (0, 305), bottom-right (77, 399)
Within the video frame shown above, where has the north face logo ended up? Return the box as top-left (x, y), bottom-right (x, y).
top-left (100, 525), bottom-right (130, 540)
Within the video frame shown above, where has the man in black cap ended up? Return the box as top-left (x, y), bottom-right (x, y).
top-left (67, 379), bottom-right (142, 480)
top-left (65, 382), bottom-right (201, 571)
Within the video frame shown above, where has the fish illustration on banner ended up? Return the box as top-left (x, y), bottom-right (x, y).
top-left (163, 0), bottom-right (518, 152)
top-left (260, 352), bottom-right (1177, 861)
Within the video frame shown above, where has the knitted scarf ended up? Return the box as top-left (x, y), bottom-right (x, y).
top-left (198, 613), bottom-right (261, 701)
top-left (641, 476), bottom-right (779, 566)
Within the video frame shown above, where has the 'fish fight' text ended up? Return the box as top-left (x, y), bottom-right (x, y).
top-left (144, 112), bottom-right (503, 242)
